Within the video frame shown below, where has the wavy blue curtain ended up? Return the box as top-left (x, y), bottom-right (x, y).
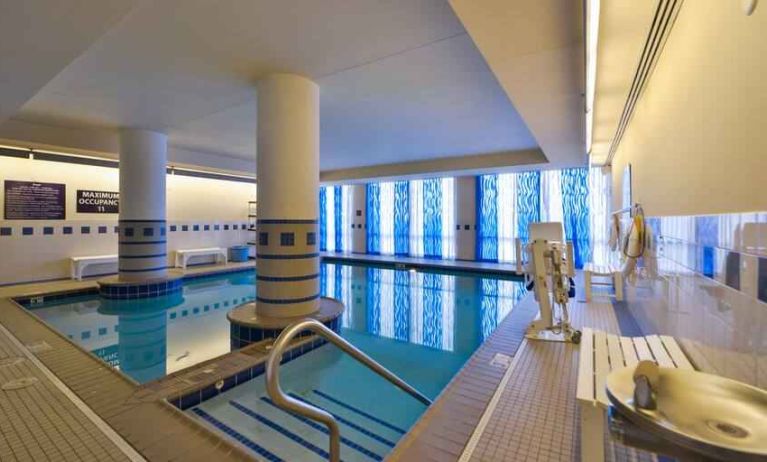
top-left (366, 183), bottom-right (381, 254)
top-left (393, 270), bottom-right (410, 342)
top-left (334, 185), bottom-right (343, 252)
top-left (394, 181), bottom-right (410, 256)
top-left (319, 187), bottom-right (327, 252)
top-left (560, 168), bottom-right (591, 269)
top-left (319, 262), bottom-right (328, 296)
top-left (423, 178), bottom-right (442, 259)
top-left (422, 273), bottom-right (442, 348)
top-left (365, 267), bottom-right (381, 336)
top-left (516, 171), bottom-right (540, 242)
top-left (477, 174), bottom-right (498, 261)
top-left (333, 263), bottom-right (343, 300)
top-left (479, 278), bottom-right (498, 342)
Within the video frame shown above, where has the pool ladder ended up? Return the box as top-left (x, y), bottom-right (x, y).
top-left (266, 318), bottom-right (432, 462)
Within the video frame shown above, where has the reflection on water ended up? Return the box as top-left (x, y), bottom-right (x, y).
top-left (29, 264), bottom-right (525, 384)
top-left (320, 264), bottom-right (525, 354)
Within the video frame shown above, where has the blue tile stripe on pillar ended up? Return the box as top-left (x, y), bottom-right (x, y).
top-left (560, 167), bottom-right (591, 269)
top-left (477, 174), bottom-right (499, 261)
top-left (393, 180), bottom-right (410, 256)
top-left (423, 178), bottom-right (442, 259)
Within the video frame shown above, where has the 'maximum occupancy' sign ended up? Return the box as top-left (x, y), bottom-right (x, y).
top-left (77, 190), bottom-right (119, 213)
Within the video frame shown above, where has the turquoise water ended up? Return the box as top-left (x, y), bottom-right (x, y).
top-left (27, 263), bottom-right (525, 388)
top-left (28, 263), bottom-right (525, 461)
top-left (190, 264), bottom-right (526, 461)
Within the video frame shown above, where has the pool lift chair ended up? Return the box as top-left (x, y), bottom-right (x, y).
top-left (518, 222), bottom-right (581, 344)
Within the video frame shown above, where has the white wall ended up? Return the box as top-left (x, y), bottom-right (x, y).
top-left (0, 156), bottom-right (256, 284)
top-left (454, 176), bottom-right (476, 260)
top-left (350, 184), bottom-right (367, 253)
top-left (610, 0), bottom-right (767, 215)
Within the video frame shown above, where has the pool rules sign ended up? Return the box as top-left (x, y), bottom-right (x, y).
top-left (77, 190), bottom-right (119, 213)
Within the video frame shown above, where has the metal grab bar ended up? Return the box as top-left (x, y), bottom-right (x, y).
top-left (265, 318), bottom-right (432, 462)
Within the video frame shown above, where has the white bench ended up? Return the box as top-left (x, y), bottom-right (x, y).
top-left (70, 255), bottom-right (118, 281)
top-left (174, 247), bottom-right (228, 269)
top-left (584, 263), bottom-right (624, 301)
top-left (576, 328), bottom-right (693, 462)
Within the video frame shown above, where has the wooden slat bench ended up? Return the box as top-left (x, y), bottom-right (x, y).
top-left (584, 263), bottom-right (624, 301)
top-left (174, 247), bottom-right (228, 269)
top-left (576, 328), bottom-right (693, 462)
top-left (70, 254), bottom-right (118, 280)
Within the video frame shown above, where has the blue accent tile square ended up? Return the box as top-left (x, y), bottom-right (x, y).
top-left (280, 232), bottom-right (295, 246)
top-left (98, 226), bottom-right (107, 234)
top-left (160, 227), bottom-right (166, 236)
top-left (170, 225), bottom-right (177, 232)
top-left (81, 331), bottom-right (91, 340)
top-left (124, 227), bottom-right (134, 237)
top-left (193, 225), bottom-right (200, 231)
top-left (204, 224), bottom-right (210, 231)
top-left (81, 226), bottom-right (90, 234)
top-left (725, 251), bottom-right (741, 290)
top-left (22, 227), bottom-right (33, 236)
top-left (233, 224), bottom-right (238, 230)
top-left (224, 224), bottom-right (229, 230)
top-left (170, 312), bottom-right (177, 320)
top-left (114, 226), bottom-right (119, 233)
top-left (143, 227), bottom-right (154, 237)
top-left (98, 327), bottom-right (107, 336)
top-left (758, 257), bottom-right (767, 303)
top-left (182, 225), bottom-right (189, 232)
top-left (43, 227), bottom-right (54, 235)
top-left (0, 227), bottom-right (11, 236)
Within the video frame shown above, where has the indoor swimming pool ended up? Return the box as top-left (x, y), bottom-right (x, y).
top-left (24, 262), bottom-right (525, 460)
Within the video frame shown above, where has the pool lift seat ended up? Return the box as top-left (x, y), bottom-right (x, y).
top-left (519, 222), bottom-right (581, 343)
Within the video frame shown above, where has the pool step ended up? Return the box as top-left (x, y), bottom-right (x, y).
top-left (192, 387), bottom-right (408, 462)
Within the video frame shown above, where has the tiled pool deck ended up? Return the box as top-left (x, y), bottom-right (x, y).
top-left (0, 259), bottom-right (666, 461)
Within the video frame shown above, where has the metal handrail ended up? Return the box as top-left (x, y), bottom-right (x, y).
top-left (265, 318), bottom-right (432, 462)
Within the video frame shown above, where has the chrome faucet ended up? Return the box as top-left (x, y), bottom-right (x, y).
top-left (633, 360), bottom-right (659, 410)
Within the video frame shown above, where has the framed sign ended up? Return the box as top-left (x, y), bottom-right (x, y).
top-left (77, 190), bottom-right (119, 213)
top-left (4, 180), bottom-right (66, 220)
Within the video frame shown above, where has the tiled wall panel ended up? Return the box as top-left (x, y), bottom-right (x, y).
top-left (0, 220), bottom-right (250, 285)
top-left (621, 211), bottom-right (766, 387)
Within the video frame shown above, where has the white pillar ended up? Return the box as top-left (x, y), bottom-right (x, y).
top-left (454, 176), bottom-right (477, 260)
top-left (118, 129), bottom-right (168, 281)
top-left (351, 184), bottom-right (367, 253)
top-left (256, 74), bottom-right (320, 318)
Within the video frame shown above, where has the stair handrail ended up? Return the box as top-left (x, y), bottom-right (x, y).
top-left (265, 318), bottom-right (432, 462)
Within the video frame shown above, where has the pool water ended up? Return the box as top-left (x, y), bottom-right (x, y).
top-left (27, 263), bottom-right (525, 461)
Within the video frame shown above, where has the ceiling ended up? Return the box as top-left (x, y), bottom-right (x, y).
top-left (589, 1), bottom-right (665, 165)
top-left (0, 0), bottom-right (585, 177)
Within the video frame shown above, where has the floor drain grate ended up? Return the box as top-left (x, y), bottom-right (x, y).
top-left (2, 377), bottom-right (39, 390)
top-left (25, 341), bottom-right (53, 353)
top-left (0, 357), bottom-right (25, 368)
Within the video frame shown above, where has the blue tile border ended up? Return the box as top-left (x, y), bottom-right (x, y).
top-left (257, 396), bottom-right (383, 461)
top-left (98, 277), bottom-right (183, 300)
top-left (191, 408), bottom-right (284, 462)
top-left (171, 336), bottom-right (328, 411)
top-left (228, 400), bottom-right (331, 460)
